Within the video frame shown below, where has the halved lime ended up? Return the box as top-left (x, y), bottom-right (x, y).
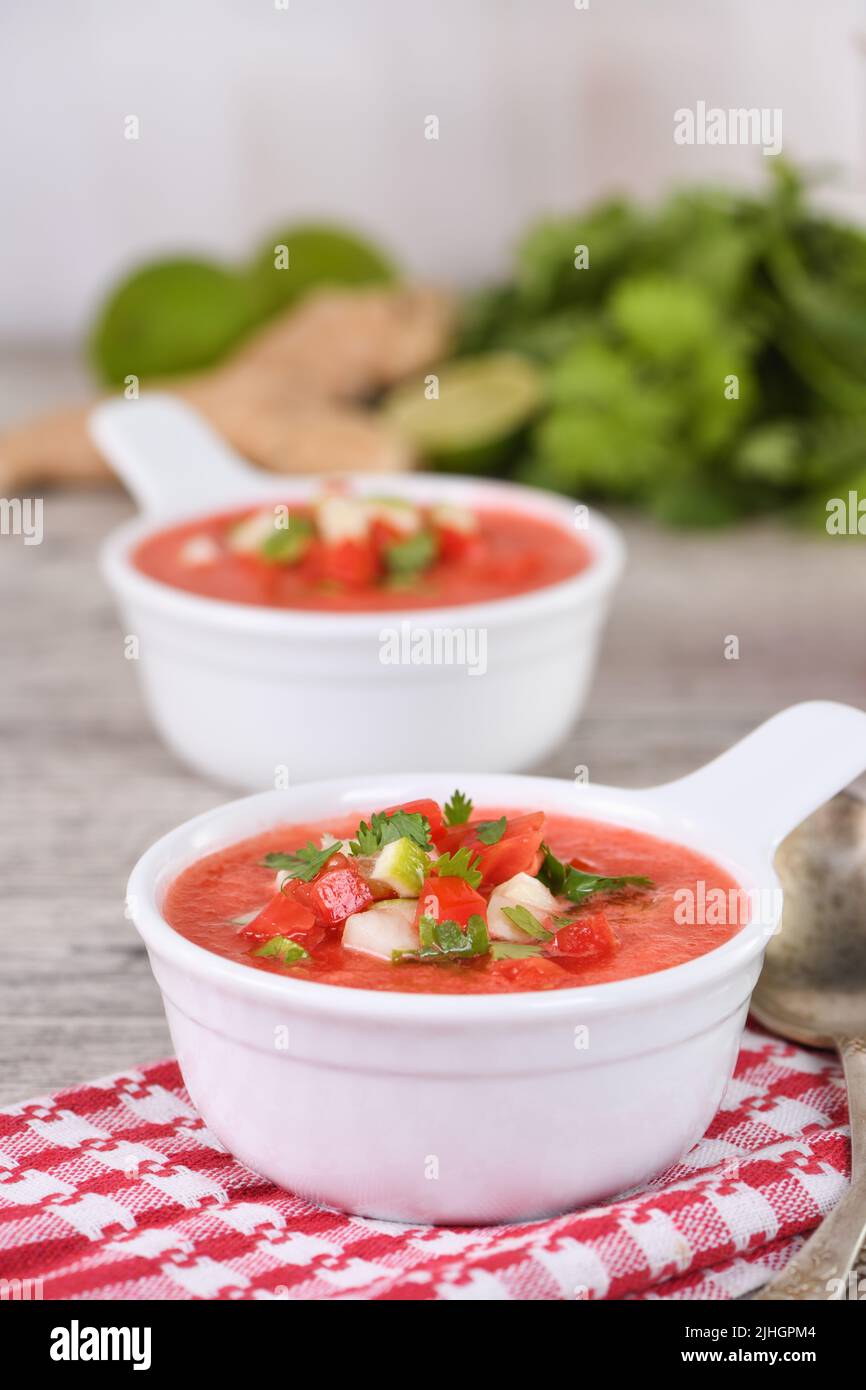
top-left (383, 352), bottom-right (543, 471)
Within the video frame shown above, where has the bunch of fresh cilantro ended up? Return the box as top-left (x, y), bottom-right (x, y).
top-left (456, 162), bottom-right (866, 529)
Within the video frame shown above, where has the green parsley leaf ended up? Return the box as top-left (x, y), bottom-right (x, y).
top-left (261, 841), bottom-right (339, 882)
top-left (490, 941), bottom-right (544, 960)
top-left (501, 905), bottom-right (553, 941)
top-left (475, 816), bottom-right (507, 845)
top-left (536, 843), bottom-right (653, 904)
top-left (259, 515), bottom-right (313, 565)
top-left (348, 821), bottom-right (380, 856)
top-left (384, 529), bottom-right (438, 577)
top-left (434, 846), bottom-right (483, 889)
top-left (444, 789), bottom-right (473, 826)
top-left (349, 809), bottom-right (433, 856)
top-left (393, 913), bottom-right (490, 964)
top-left (252, 934), bottom-right (310, 966)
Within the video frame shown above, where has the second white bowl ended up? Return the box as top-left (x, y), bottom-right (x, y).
top-left (95, 396), bottom-right (624, 789)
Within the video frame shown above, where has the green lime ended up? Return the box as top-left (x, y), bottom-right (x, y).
top-left (89, 258), bottom-right (254, 385)
top-left (248, 223), bottom-right (395, 315)
top-left (383, 352), bottom-right (543, 471)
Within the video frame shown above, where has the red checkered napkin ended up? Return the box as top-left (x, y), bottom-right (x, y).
top-left (0, 1026), bottom-right (849, 1301)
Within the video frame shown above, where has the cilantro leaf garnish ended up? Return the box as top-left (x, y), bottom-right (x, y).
top-left (490, 941), bottom-right (544, 960)
top-left (475, 816), bottom-right (507, 845)
top-left (349, 822), bottom-right (380, 856)
top-left (252, 935), bottom-right (310, 966)
top-left (392, 913), bottom-right (489, 964)
top-left (434, 846), bottom-right (483, 889)
top-left (261, 841), bottom-right (339, 882)
top-left (384, 529), bottom-right (438, 577)
top-left (260, 515), bottom-right (313, 565)
top-left (501, 905), bottom-right (553, 941)
top-left (536, 843), bottom-right (653, 904)
top-left (349, 809), bottom-right (433, 856)
top-left (444, 789), bottom-right (473, 826)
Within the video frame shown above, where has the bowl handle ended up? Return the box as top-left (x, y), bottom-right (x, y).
top-left (88, 393), bottom-right (265, 517)
top-left (646, 702), bottom-right (866, 858)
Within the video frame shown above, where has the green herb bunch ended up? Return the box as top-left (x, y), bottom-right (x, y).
top-left (454, 162), bottom-right (866, 530)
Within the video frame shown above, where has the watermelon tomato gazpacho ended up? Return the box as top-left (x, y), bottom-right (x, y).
top-left (163, 793), bottom-right (747, 994)
top-left (132, 492), bottom-right (591, 612)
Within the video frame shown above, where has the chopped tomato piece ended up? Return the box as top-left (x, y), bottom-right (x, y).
top-left (500, 812), bottom-right (545, 836)
top-left (544, 909), bottom-right (618, 966)
top-left (474, 832), bottom-right (543, 887)
top-left (315, 537), bottom-right (381, 588)
top-left (380, 798), bottom-right (444, 842)
top-left (438, 809), bottom-right (542, 851)
top-left (436, 811), bottom-right (545, 885)
top-left (435, 822), bottom-right (472, 856)
top-left (473, 815), bottom-right (545, 885)
top-left (493, 954), bottom-right (567, 988)
top-left (239, 887), bottom-right (317, 942)
top-left (415, 874), bottom-right (487, 928)
top-left (294, 861), bottom-right (373, 925)
top-left (370, 518), bottom-right (407, 551)
top-left (434, 524), bottom-right (480, 564)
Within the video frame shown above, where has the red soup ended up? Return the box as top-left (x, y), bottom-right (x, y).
top-left (163, 793), bottom-right (747, 995)
top-left (132, 493), bottom-right (591, 612)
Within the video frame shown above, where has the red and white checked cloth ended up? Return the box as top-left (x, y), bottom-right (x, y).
top-left (0, 1025), bottom-right (850, 1301)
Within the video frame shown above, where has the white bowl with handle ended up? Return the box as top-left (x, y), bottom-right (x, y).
top-left (125, 702), bottom-right (866, 1224)
top-left (93, 395), bottom-right (624, 790)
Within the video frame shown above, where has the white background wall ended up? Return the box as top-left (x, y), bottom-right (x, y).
top-left (2, 0), bottom-right (865, 342)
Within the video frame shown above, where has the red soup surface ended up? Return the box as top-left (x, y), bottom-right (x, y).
top-left (163, 802), bottom-right (747, 995)
top-left (132, 500), bottom-right (591, 612)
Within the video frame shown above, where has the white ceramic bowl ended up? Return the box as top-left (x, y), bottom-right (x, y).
top-left (126, 702), bottom-right (866, 1224)
top-left (94, 396), bottom-right (624, 789)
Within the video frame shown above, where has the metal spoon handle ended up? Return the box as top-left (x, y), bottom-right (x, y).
top-left (754, 1037), bottom-right (866, 1300)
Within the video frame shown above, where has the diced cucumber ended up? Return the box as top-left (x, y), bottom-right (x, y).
top-left (315, 495), bottom-right (370, 544)
top-left (487, 871), bottom-right (558, 942)
top-left (365, 497), bottom-right (422, 535)
top-left (227, 509), bottom-right (281, 554)
top-left (260, 515), bottom-right (313, 565)
top-left (342, 899), bottom-right (419, 959)
top-left (229, 508), bottom-right (312, 564)
top-left (429, 503), bottom-right (478, 535)
top-left (369, 836), bottom-right (428, 896)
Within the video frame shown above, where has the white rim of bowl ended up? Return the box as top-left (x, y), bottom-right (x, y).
top-left (127, 772), bottom-right (773, 1027)
top-left (100, 474), bottom-right (625, 637)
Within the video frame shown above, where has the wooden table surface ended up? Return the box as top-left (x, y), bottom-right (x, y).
top-left (2, 481), bottom-right (864, 1104)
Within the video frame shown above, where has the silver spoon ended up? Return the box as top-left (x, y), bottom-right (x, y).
top-left (751, 791), bottom-right (866, 1300)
